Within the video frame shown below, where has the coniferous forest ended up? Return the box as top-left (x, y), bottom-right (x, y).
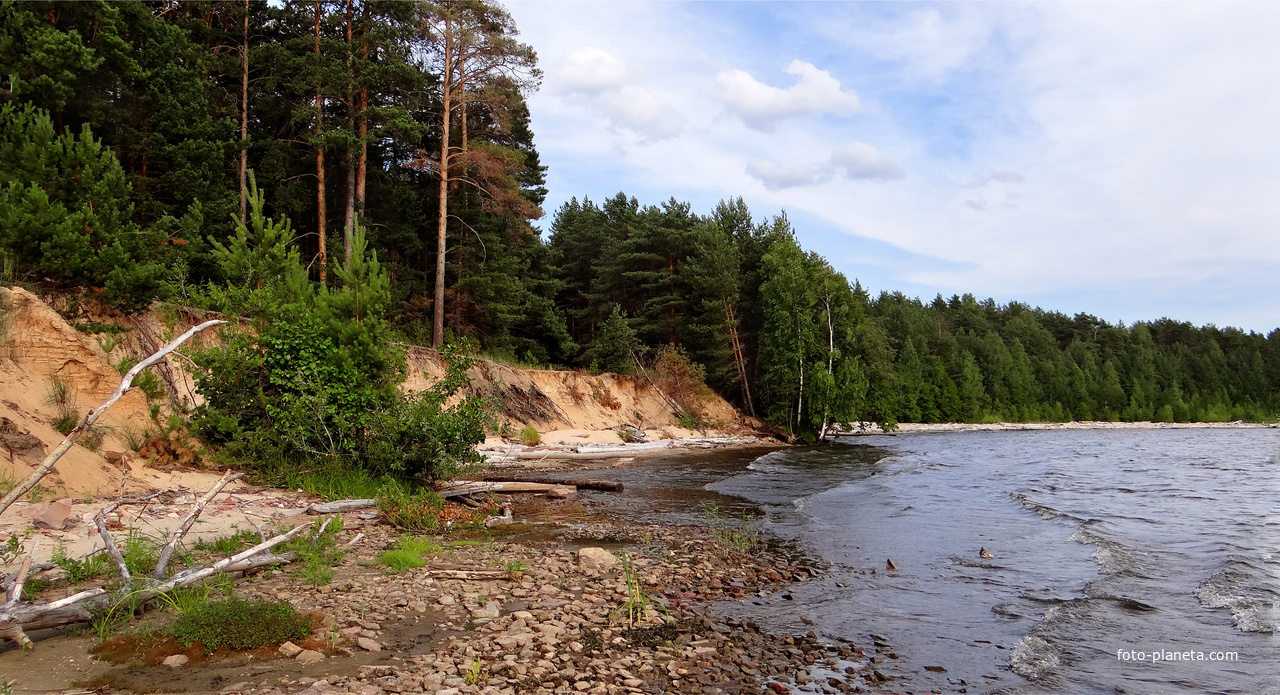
top-left (3, 0), bottom-right (1279, 446)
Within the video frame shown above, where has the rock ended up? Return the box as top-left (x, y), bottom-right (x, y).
top-left (623, 679), bottom-right (644, 688)
top-left (0, 417), bottom-right (45, 465)
top-left (577, 547), bottom-right (618, 573)
top-left (409, 600), bottom-right (428, 612)
top-left (296, 649), bottom-right (326, 664)
top-left (547, 485), bottom-right (575, 499)
top-left (162, 654), bottom-right (189, 668)
top-left (438, 595), bottom-right (456, 605)
top-left (34, 499), bottom-right (74, 530)
top-left (470, 603), bottom-right (501, 620)
top-left (356, 637), bottom-right (382, 652)
top-left (279, 641), bottom-right (303, 657)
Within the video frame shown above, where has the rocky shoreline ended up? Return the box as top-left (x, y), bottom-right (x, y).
top-left (219, 517), bottom-right (901, 695)
top-left (18, 503), bottom-right (912, 695)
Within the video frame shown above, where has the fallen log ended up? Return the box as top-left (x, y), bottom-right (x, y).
top-left (481, 476), bottom-right (624, 492)
top-left (440, 481), bottom-right (559, 498)
top-left (307, 498), bottom-right (378, 514)
top-left (0, 471), bottom-right (307, 647)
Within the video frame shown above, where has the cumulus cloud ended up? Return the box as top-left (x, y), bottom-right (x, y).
top-left (831, 142), bottom-right (906, 180)
top-left (747, 142), bottom-right (904, 190)
top-left (745, 161), bottom-right (833, 190)
top-left (553, 47), bottom-right (683, 141)
top-left (599, 85), bottom-right (684, 140)
top-left (714, 60), bottom-right (861, 129)
top-left (559, 47), bottom-right (628, 93)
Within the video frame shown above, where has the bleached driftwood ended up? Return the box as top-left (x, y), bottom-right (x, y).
top-left (0, 319), bottom-right (226, 517)
top-left (441, 481), bottom-right (560, 498)
top-left (0, 472), bottom-right (306, 648)
top-left (307, 498), bottom-right (377, 514)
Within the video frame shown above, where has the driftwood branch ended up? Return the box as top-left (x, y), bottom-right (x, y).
top-left (0, 471), bottom-right (305, 647)
top-left (153, 470), bottom-right (244, 578)
top-left (308, 498), bottom-right (377, 514)
top-left (481, 476), bottom-right (624, 492)
top-left (93, 492), bottom-right (165, 584)
top-left (0, 319), bottom-right (226, 517)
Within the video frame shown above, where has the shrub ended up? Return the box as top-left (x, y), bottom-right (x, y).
top-left (376, 479), bottom-right (444, 532)
top-left (172, 597), bottom-right (310, 652)
top-left (519, 424), bottom-right (540, 446)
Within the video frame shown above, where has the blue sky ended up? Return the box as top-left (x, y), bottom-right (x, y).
top-left (505, 1), bottom-right (1280, 332)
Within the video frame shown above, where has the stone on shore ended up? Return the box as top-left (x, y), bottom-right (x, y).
top-left (296, 649), bottom-right (325, 664)
top-left (278, 641), bottom-right (303, 657)
top-left (577, 547), bottom-right (618, 572)
top-left (162, 654), bottom-right (189, 668)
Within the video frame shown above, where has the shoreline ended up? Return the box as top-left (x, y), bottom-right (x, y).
top-left (844, 419), bottom-right (1279, 435)
top-left (2, 455), bottom-right (899, 695)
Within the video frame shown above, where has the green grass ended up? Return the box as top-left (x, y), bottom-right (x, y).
top-left (52, 543), bottom-right (112, 582)
top-left (193, 530), bottom-right (259, 556)
top-left (519, 424), bottom-right (540, 446)
top-left (377, 536), bottom-right (442, 573)
top-left (122, 531), bottom-right (159, 577)
top-left (677, 411), bottom-right (698, 430)
top-left (275, 463), bottom-right (387, 502)
top-left (172, 597), bottom-right (311, 652)
top-left (702, 503), bottom-right (761, 556)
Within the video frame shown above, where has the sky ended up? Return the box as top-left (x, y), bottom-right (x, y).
top-left (503, 1), bottom-right (1280, 332)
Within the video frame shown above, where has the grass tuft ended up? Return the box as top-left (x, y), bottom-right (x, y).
top-left (172, 597), bottom-right (310, 652)
top-left (378, 536), bottom-right (442, 573)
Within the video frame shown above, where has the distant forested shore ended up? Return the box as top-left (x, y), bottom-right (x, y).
top-left (2, 0), bottom-right (1277, 443)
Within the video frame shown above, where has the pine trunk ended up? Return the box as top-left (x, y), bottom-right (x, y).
top-left (238, 0), bottom-right (248, 224)
top-left (314, 1), bottom-right (327, 283)
top-left (343, 0), bottom-right (355, 262)
top-left (433, 16), bottom-right (452, 347)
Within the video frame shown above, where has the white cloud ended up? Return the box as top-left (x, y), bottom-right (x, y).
top-left (745, 161), bottom-right (832, 190)
top-left (550, 46), bottom-right (683, 141)
top-left (714, 60), bottom-right (861, 129)
top-left (747, 142), bottom-right (904, 189)
top-left (831, 142), bottom-right (906, 180)
top-left (599, 85), bottom-right (684, 141)
top-left (559, 47), bottom-right (628, 93)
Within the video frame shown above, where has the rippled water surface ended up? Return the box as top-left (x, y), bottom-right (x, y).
top-left (580, 430), bottom-right (1280, 694)
top-left (707, 430), bottom-right (1280, 694)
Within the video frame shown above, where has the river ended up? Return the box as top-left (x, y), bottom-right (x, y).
top-left (575, 429), bottom-right (1280, 694)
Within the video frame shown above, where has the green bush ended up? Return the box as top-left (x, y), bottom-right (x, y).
top-left (376, 479), bottom-right (444, 532)
top-left (172, 597), bottom-right (310, 652)
top-left (519, 424), bottom-right (540, 446)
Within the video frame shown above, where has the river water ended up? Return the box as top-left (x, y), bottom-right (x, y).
top-left (577, 429), bottom-right (1280, 694)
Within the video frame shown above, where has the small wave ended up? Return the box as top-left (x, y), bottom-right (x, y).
top-left (1195, 569), bottom-right (1278, 633)
top-left (1069, 528), bottom-right (1140, 576)
top-left (1010, 635), bottom-right (1061, 680)
top-left (950, 556), bottom-right (1004, 570)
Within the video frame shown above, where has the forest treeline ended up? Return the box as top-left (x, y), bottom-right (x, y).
top-left (2, 0), bottom-right (1278, 444)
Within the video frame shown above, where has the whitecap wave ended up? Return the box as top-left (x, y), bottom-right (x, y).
top-left (1195, 569), bottom-right (1278, 633)
top-left (1010, 635), bottom-right (1061, 680)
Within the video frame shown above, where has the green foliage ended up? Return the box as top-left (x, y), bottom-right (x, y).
top-left (376, 479), bottom-right (445, 532)
top-left (518, 424), bottom-right (540, 446)
top-left (377, 536), bottom-right (442, 573)
top-left (193, 530), bottom-right (259, 556)
top-left (586, 305), bottom-right (636, 375)
top-left (52, 544), bottom-right (112, 582)
top-left (0, 534), bottom-right (22, 564)
top-left (121, 531), bottom-right (158, 577)
top-left (172, 597), bottom-right (311, 652)
top-left (610, 551), bottom-right (668, 628)
top-left (702, 503), bottom-right (761, 556)
top-left (0, 99), bottom-right (192, 312)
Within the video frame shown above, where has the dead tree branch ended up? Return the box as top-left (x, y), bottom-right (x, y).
top-left (0, 319), bottom-right (226, 517)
